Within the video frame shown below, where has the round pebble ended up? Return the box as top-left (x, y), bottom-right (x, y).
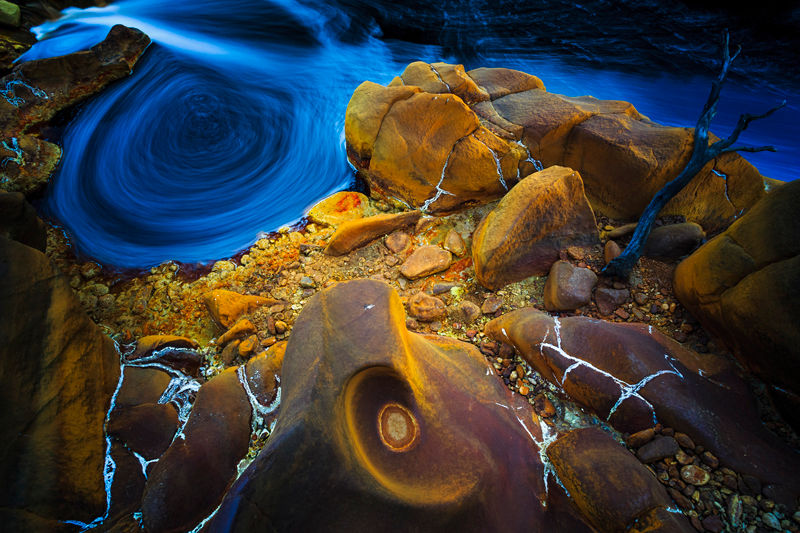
top-left (680, 464), bottom-right (710, 486)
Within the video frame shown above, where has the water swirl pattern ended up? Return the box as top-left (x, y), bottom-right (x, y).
top-left (21, 0), bottom-right (799, 268)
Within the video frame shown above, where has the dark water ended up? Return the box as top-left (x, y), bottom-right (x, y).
top-left (20, 0), bottom-right (799, 268)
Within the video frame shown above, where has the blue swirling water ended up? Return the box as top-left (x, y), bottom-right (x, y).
top-left (20, 0), bottom-right (799, 269)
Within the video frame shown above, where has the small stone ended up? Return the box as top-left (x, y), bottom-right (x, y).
top-left (675, 432), bottom-right (695, 450)
top-left (668, 487), bottom-right (693, 510)
top-left (405, 318), bottom-right (418, 330)
top-left (465, 329), bottom-right (477, 338)
top-left (634, 292), bottom-right (648, 306)
top-left (81, 262), bottom-right (100, 279)
top-left (217, 319), bottom-right (257, 347)
top-left (385, 255), bottom-right (399, 267)
top-left (675, 450), bottom-right (693, 465)
top-left (625, 427), bottom-right (655, 448)
top-left (543, 260), bottom-right (598, 311)
top-left (518, 385), bottom-right (530, 395)
top-left (604, 240), bottom-right (622, 264)
top-left (673, 331), bottom-right (688, 343)
top-left (701, 514), bottom-right (723, 533)
top-left (453, 301), bottom-right (481, 324)
top-left (432, 282), bottom-right (459, 295)
top-left (407, 293), bottom-right (446, 322)
top-left (680, 465), bottom-right (710, 486)
top-left (299, 276), bottom-right (315, 289)
top-left (595, 287), bottom-right (629, 316)
top-left (399, 245), bottom-right (451, 279)
top-left (637, 436), bottom-right (680, 463)
top-left (608, 222), bottom-right (638, 239)
top-left (762, 512), bottom-right (781, 531)
top-left (261, 337), bottom-right (277, 348)
top-left (274, 321), bottom-right (288, 334)
top-left (238, 335), bottom-right (259, 359)
top-left (614, 308), bottom-right (629, 319)
top-left (689, 515), bottom-right (703, 532)
top-left (221, 340), bottom-right (241, 365)
top-left (701, 451), bottom-right (719, 468)
top-left (532, 394), bottom-right (556, 418)
top-left (481, 296), bottom-right (503, 315)
top-left (429, 321), bottom-right (442, 332)
top-left (443, 229), bottom-right (466, 256)
top-left (385, 231), bottom-right (411, 254)
top-left (566, 246), bottom-right (585, 261)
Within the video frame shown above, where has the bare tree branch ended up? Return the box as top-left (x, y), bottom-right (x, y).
top-left (601, 31), bottom-right (784, 279)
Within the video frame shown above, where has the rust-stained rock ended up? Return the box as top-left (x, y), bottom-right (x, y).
top-left (400, 244), bottom-right (451, 279)
top-left (141, 367), bottom-right (252, 533)
top-left (207, 280), bottom-right (592, 532)
top-left (674, 180), bottom-right (800, 397)
top-left (131, 335), bottom-right (199, 359)
top-left (0, 189), bottom-right (46, 251)
top-left (0, 236), bottom-right (120, 525)
top-left (324, 211), bottom-right (421, 256)
top-left (604, 239), bottom-right (622, 264)
top-left (0, 134), bottom-right (61, 196)
top-left (307, 191), bottom-right (370, 227)
top-left (128, 339), bottom-right (202, 377)
top-left (385, 230), bottom-right (411, 254)
top-left (443, 228), bottom-right (466, 256)
top-left (472, 166), bottom-right (599, 290)
top-left (543, 260), bottom-right (597, 311)
top-left (548, 427), bottom-right (693, 533)
top-left (466, 67), bottom-right (545, 100)
top-left (485, 308), bottom-right (800, 496)
top-left (406, 292), bottom-right (446, 322)
top-left (116, 366), bottom-right (171, 408)
top-left (244, 341), bottom-right (285, 409)
top-left (643, 222), bottom-right (705, 259)
top-left (108, 403), bottom-right (179, 460)
top-left (203, 289), bottom-right (280, 329)
top-left (216, 319), bottom-right (257, 347)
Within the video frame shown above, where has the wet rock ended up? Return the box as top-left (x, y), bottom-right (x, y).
top-left (400, 61), bottom-right (489, 104)
top-left (485, 308), bottom-right (800, 497)
top-left (299, 276), bottom-right (315, 289)
top-left (680, 465), bottom-right (710, 486)
top-left (204, 289), bottom-right (280, 329)
top-left (701, 515), bottom-right (723, 532)
top-left (608, 223), bottom-right (638, 239)
top-left (221, 340), bottom-right (241, 366)
top-left (407, 292), bottom-right (446, 322)
top-left (625, 427), bottom-right (656, 448)
top-left (453, 300), bottom-right (481, 323)
top-left (116, 366), bottom-right (171, 408)
top-left (131, 335), bottom-right (199, 359)
top-left (243, 342), bottom-right (285, 409)
top-left (481, 295), bottom-right (504, 315)
top-left (142, 367), bottom-right (251, 533)
top-left (307, 191), bottom-right (370, 226)
top-left (108, 403), bottom-right (179, 460)
top-left (0, 236), bottom-right (120, 525)
top-left (644, 222), bottom-right (705, 259)
top-left (548, 427), bottom-right (693, 533)
top-left (0, 134), bottom-right (61, 196)
top-left (207, 280), bottom-right (592, 532)
top-left (385, 230), bottom-right (411, 253)
top-left (0, 1), bottom-right (21, 27)
top-left (443, 229), bottom-right (466, 256)
top-left (674, 432), bottom-right (695, 450)
top-left (674, 180), bottom-right (800, 397)
top-left (466, 66), bottom-right (545, 101)
top-left (217, 319), bottom-right (257, 347)
top-left (543, 260), bottom-right (597, 311)
top-left (238, 335), bottom-right (260, 359)
top-left (400, 245), bottom-right (451, 279)
top-left (472, 166), bottom-right (599, 290)
top-left (604, 239), bottom-right (622, 264)
top-left (0, 190), bottom-right (46, 251)
top-left (107, 442), bottom-right (147, 525)
top-left (637, 436), bottom-right (680, 463)
top-left (324, 211), bottom-right (421, 256)
top-left (595, 287), bottom-right (629, 316)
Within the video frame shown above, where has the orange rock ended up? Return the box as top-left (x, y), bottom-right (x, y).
top-left (604, 240), bottom-right (622, 264)
top-left (116, 367), bottom-right (171, 408)
top-left (238, 335), bottom-right (260, 359)
top-left (400, 245), bottom-right (451, 279)
top-left (406, 292), bottom-right (446, 322)
top-left (0, 134), bottom-right (61, 196)
top-left (243, 341), bottom-right (285, 408)
top-left (467, 67), bottom-right (545, 100)
top-left (131, 334), bottom-right (199, 359)
top-left (207, 280), bottom-right (593, 531)
top-left (543, 260), bottom-right (597, 311)
top-left (306, 191), bottom-right (370, 227)
top-left (203, 289), bottom-right (280, 329)
top-left (443, 229), bottom-right (466, 256)
top-left (674, 180), bottom-right (800, 397)
top-left (384, 230), bottom-right (411, 254)
top-left (472, 166), bottom-right (599, 290)
top-left (217, 319), bottom-right (257, 347)
top-left (323, 211), bottom-right (421, 256)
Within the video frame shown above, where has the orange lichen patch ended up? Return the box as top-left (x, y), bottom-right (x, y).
top-left (442, 256), bottom-right (473, 281)
top-left (307, 191), bottom-right (370, 227)
top-left (336, 192), bottom-right (362, 212)
top-left (378, 403), bottom-right (419, 452)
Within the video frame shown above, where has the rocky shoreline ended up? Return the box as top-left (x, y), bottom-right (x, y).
top-left (1, 16), bottom-right (799, 533)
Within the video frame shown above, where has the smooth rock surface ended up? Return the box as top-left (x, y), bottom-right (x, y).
top-left (400, 245), bottom-right (451, 279)
top-left (324, 211), bottom-right (421, 256)
top-left (543, 260), bottom-right (597, 311)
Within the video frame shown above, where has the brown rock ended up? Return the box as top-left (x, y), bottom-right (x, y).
top-left (142, 367), bottom-right (252, 533)
top-left (207, 280), bottom-right (593, 532)
top-left (484, 309), bottom-right (800, 498)
top-left (116, 367), bottom-right (171, 408)
top-left (407, 292), bottom-right (446, 322)
top-left (472, 166), bottom-right (599, 290)
top-left (608, 223), bottom-right (638, 239)
top-left (595, 287), bottom-right (629, 315)
top-left (625, 427), bottom-right (656, 448)
top-left (385, 230), bottom-right (411, 253)
top-left (0, 134), bottom-right (61, 196)
top-left (244, 342), bottom-right (285, 409)
top-left (548, 427), bottom-right (693, 533)
top-left (481, 295), bottom-right (504, 315)
top-left (532, 393), bottom-right (556, 418)
top-left (307, 191), bottom-right (370, 226)
top-left (204, 289), bottom-right (280, 329)
top-left (466, 67), bottom-right (545, 100)
top-left (637, 436), bottom-right (680, 463)
top-left (0, 236), bottom-right (120, 524)
top-left (604, 239), bottom-right (622, 264)
top-left (131, 335), bottom-right (199, 359)
top-left (221, 340), bottom-right (241, 366)
top-left (674, 181), bottom-right (800, 397)
top-left (543, 260), bottom-right (598, 311)
top-left (701, 514), bottom-right (723, 532)
top-left (217, 319), bottom-right (257, 347)
top-left (443, 229), bottom-right (466, 256)
top-left (680, 465), bottom-right (710, 486)
top-left (453, 300), bottom-right (481, 323)
top-left (644, 222), bottom-right (705, 259)
top-left (400, 245), bottom-right (451, 279)
top-left (238, 335), bottom-right (260, 359)
top-left (674, 432), bottom-right (695, 450)
top-left (108, 403), bottom-right (179, 460)
top-left (324, 211), bottom-right (421, 256)
top-left (0, 190), bottom-right (46, 251)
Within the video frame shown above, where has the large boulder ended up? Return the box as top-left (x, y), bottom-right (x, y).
top-left (0, 190), bottom-right (46, 251)
top-left (206, 280), bottom-right (595, 532)
top-left (485, 308), bottom-right (800, 498)
top-left (0, 236), bottom-right (120, 527)
top-left (472, 166), bottom-right (599, 290)
top-left (674, 180), bottom-right (800, 396)
top-left (346, 62), bottom-right (766, 229)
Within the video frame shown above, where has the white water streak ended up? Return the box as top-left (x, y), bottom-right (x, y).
top-left (473, 133), bottom-right (507, 190)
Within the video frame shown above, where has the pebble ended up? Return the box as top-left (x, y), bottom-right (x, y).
top-left (443, 229), bottom-right (465, 256)
top-left (675, 432), bottom-right (695, 450)
top-left (680, 465), bottom-right (710, 486)
top-left (762, 512), bottom-right (781, 530)
top-left (407, 292), bottom-right (446, 322)
top-left (481, 296), bottom-right (503, 315)
top-left (533, 393), bottom-right (556, 417)
top-left (431, 282), bottom-right (459, 295)
top-left (637, 436), bottom-right (679, 463)
top-left (675, 449), bottom-right (693, 465)
top-left (625, 427), bottom-right (655, 448)
top-left (634, 292), bottom-right (648, 305)
top-left (299, 276), bottom-right (315, 288)
top-left (399, 245), bottom-right (451, 279)
top-left (454, 301), bottom-right (481, 324)
top-left (701, 514), bottom-right (723, 533)
top-left (81, 262), bottom-right (100, 278)
top-left (274, 320), bottom-right (288, 334)
top-left (604, 239), bottom-right (622, 264)
top-left (385, 231), bottom-right (411, 254)
top-left (701, 451), bottom-right (719, 468)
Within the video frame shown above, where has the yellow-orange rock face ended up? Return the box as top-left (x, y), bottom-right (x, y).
top-left (674, 180), bottom-right (800, 395)
top-left (203, 289), bottom-right (280, 329)
top-left (307, 191), bottom-right (371, 227)
top-left (207, 280), bottom-right (594, 532)
top-left (323, 210), bottom-right (421, 256)
top-left (472, 166), bottom-right (599, 290)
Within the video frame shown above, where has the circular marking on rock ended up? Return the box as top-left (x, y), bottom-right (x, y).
top-left (378, 402), bottom-right (419, 452)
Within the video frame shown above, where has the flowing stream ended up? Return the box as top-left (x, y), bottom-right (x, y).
top-left (20, 0), bottom-right (799, 268)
